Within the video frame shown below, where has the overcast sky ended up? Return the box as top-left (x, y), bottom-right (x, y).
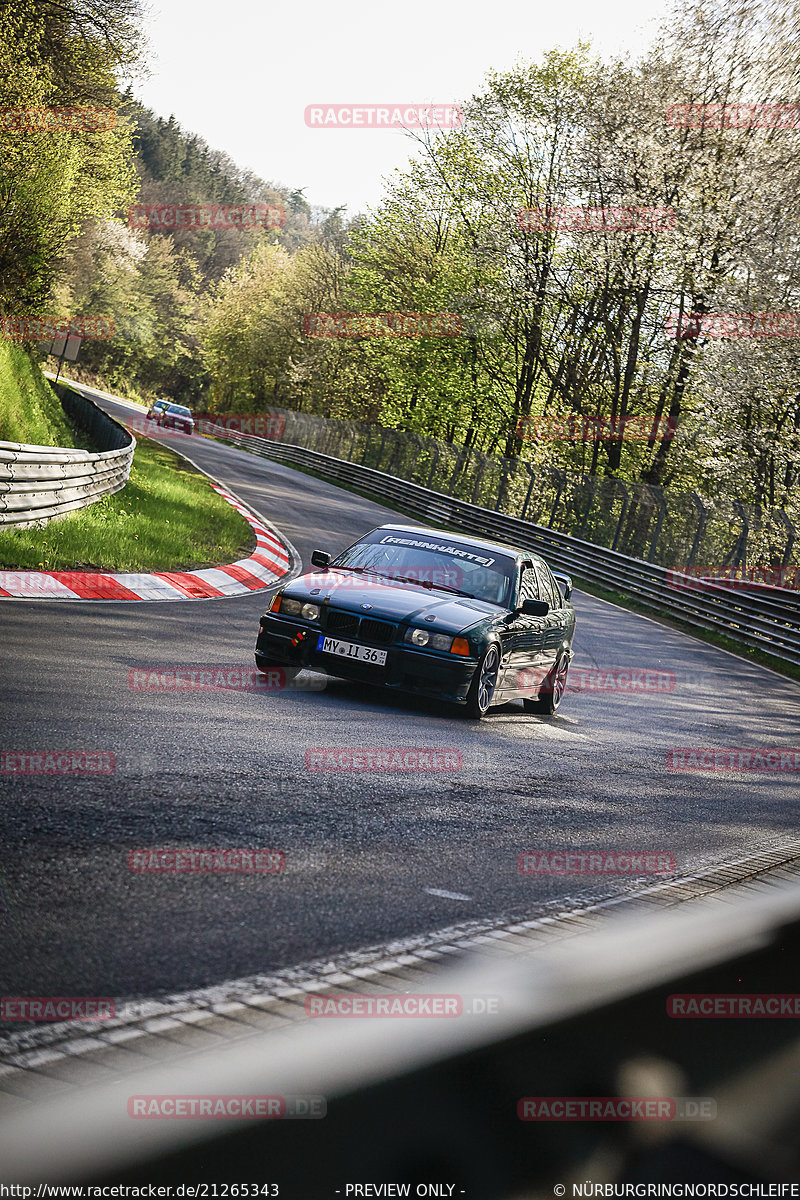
top-left (131, 0), bottom-right (672, 217)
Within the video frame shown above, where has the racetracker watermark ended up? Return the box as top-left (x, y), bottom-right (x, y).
top-left (127, 204), bottom-right (286, 231)
top-left (0, 107), bottom-right (116, 133)
top-left (564, 667), bottom-right (677, 693)
top-left (517, 206), bottom-right (675, 233)
top-left (127, 665), bottom-right (325, 692)
top-left (312, 564), bottom-right (465, 590)
top-left (1, 751), bottom-right (115, 775)
top-left (516, 414), bottom-right (676, 442)
top-left (666, 565), bottom-right (799, 591)
top-left (518, 851), bottom-right (676, 875)
top-left (127, 848), bottom-right (285, 874)
top-left (667, 747), bottom-right (800, 772)
top-left (305, 994), bottom-right (501, 1017)
top-left (194, 413), bottom-right (286, 438)
top-left (667, 102), bottom-right (800, 129)
top-left (1, 572), bottom-right (141, 596)
top-left (305, 747), bottom-right (463, 771)
top-left (1, 997), bottom-right (115, 1021)
top-left (128, 1095), bottom-right (325, 1119)
top-left (302, 312), bottom-right (463, 337)
top-left (304, 104), bottom-right (463, 129)
top-left (518, 1097), bottom-right (716, 1121)
top-left (666, 311), bottom-right (800, 338)
top-left (0, 315), bottom-right (114, 341)
top-left (668, 994), bottom-right (800, 1017)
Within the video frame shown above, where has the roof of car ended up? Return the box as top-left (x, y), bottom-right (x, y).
top-left (374, 523), bottom-right (543, 565)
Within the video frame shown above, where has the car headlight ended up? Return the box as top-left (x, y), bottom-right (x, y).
top-left (404, 627), bottom-right (454, 652)
top-left (277, 597), bottom-right (319, 620)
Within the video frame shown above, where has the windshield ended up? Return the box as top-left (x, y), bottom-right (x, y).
top-left (333, 530), bottom-right (515, 606)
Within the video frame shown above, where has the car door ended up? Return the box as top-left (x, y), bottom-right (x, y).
top-left (496, 563), bottom-right (550, 701)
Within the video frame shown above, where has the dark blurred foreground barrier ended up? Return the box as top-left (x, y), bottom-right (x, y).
top-left (2, 885), bottom-right (800, 1190)
top-left (0, 384), bottom-right (134, 528)
top-left (201, 426), bottom-right (800, 666)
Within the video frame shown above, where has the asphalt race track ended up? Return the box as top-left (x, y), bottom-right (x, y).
top-left (1, 384), bottom-right (799, 1005)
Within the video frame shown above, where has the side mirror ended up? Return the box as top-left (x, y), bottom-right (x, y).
top-left (311, 549), bottom-right (331, 568)
top-left (520, 598), bottom-right (550, 616)
top-left (553, 572), bottom-right (573, 601)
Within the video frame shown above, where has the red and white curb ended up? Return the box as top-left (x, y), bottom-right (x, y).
top-left (0, 485), bottom-right (291, 601)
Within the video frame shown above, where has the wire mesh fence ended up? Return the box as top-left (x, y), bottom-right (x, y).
top-left (223, 406), bottom-right (798, 581)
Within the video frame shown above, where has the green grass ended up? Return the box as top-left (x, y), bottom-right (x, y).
top-left (0, 436), bottom-right (254, 571)
top-left (0, 341), bottom-right (82, 447)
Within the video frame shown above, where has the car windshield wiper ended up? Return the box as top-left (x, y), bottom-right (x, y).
top-left (399, 577), bottom-right (478, 598)
top-left (328, 566), bottom-right (387, 577)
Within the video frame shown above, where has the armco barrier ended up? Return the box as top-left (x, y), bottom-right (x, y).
top-left (2, 878), bottom-right (800, 1188)
top-left (206, 427), bottom-right (800, 666)
top-left (0, 385), bottom-right (134, 528)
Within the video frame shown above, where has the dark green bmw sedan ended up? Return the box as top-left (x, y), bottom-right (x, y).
top-left (255, 523), bottom-right (576, 718)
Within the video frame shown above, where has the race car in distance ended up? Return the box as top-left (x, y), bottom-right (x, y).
top-left (255, 523), bottom-right (576, 718)
top-left (146, 398), bottom-right (171, 420)
top-left (157, 403), bottom-right (194, 434)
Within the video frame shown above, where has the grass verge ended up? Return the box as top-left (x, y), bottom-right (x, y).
top-left (0, 435), bottom-right (254, 572)
top-left (252, 453), bottom-right (800, 684)
top-left (0, 342), bottom-right (82, 447)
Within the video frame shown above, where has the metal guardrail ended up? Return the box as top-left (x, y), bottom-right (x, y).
top-left (203, 425), bottom-right (800, 666)
top-left (0, 385), bottom-right (134, 528)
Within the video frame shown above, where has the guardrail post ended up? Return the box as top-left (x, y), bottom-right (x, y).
top-left (361, 422), bottom-right (372, 466)
top-left (446, 445), bottom-right (471, 497)
top-left (548, 470), bottom-right (566, 529)
top-left (778, 508), bottom-right (796, 568)
top-left (470, 460), bottom-right (486, 505)
top-left (646, 487), bottom-right (668, 562)
top-left (610, 482), bottom-right (630, 552)
top-left (687, 492), bottom-right (709, 568)
top-left (495, 459), bottom-right (510, 511)
top-left (731, 499), bottom-right (749, 568)
top-left (576, 477), bottom-right (598, 540)
top-left (519, 462), bottom-right (536, 521)
top-left (424, 446), bottom-right (440, 491)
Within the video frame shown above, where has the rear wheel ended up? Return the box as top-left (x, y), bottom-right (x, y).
top-left (464, 643), bottom-right (500, 718)
top-left (523, 653), bottom-right (569, 715)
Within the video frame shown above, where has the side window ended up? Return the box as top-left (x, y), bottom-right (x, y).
top-left (533, 562), bottom-right (559, 609)
top-left (543, 565), bottom-right (563, 608)
top-left (519, 565), bottom-right (540, 604)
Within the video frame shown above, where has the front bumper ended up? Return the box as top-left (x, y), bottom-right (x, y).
top-left (255, 614), bottom-right (477, 704)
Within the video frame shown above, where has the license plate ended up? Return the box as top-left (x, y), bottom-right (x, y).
top-left (316, 635), bottom-right (387, 666)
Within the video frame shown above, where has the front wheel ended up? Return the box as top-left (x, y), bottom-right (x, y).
top-left (523, 653), bottom-right (569, 716)
top-left (464, 643), bottom-right (501, 718)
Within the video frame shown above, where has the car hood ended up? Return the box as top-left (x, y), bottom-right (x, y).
top-left (286, 570), bottom-right (504, 631)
